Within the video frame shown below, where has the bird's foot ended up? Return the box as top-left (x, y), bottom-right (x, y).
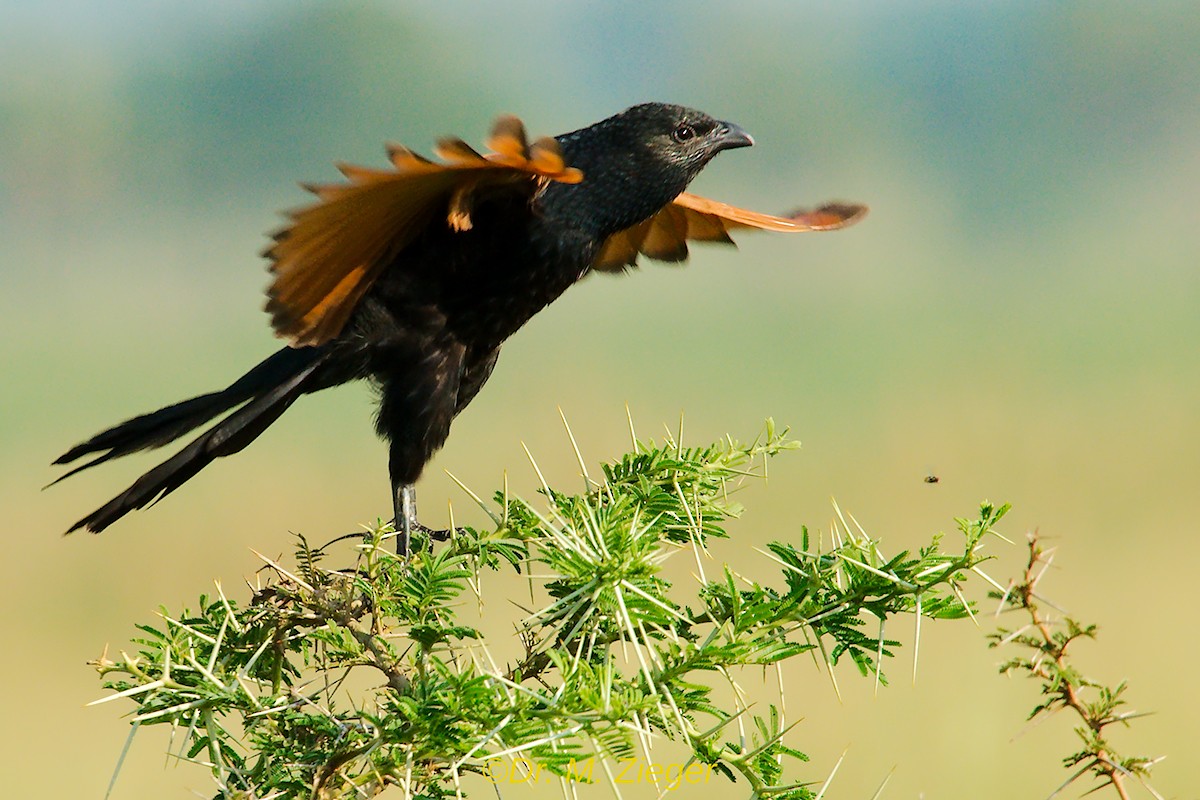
top-left (377, 519), bottom-right (458, 543)
top-left (390, 483), bottom-right (467, 554)
top-left (412, 522), bottom-right (457, 542)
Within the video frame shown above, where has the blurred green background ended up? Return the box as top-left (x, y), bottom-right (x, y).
top-left (3, 2), bottom-right (1198, 797)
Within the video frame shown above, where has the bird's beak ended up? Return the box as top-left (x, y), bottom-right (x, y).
top-left (713, 121), bottom-right (755, 152)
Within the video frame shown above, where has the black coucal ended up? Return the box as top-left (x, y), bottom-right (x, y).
top-left (53, 102), bottom-right (865, 552)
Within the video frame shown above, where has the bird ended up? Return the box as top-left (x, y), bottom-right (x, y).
top-left (52, 102), bottom-right (866, 553)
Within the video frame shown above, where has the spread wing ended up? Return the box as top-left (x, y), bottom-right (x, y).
top-left (264, 115), bottom-right (583, 347)
top-left (592, 191), bottom-right (867, 272)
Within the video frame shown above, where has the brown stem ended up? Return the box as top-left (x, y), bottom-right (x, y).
top-left (1015, 532), bottom-right (1130, 800)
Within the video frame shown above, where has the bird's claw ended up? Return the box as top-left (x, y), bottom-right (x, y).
top-left (413, 522), bottom-right (458, 542)
top-left (372, 518), bottom-right (461, 547)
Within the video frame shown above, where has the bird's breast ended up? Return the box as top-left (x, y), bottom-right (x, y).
top-left (443, 222), bottom-right (596, 349)
top-left (365, 211), bottom-right (597, 355)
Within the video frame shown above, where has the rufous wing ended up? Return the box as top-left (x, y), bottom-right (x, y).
top-left (264, 115), bottom-right (583, 347)
top-left (592, 191), bottom-right (867, 272)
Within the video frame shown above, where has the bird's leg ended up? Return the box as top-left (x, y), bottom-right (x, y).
top-left (394, 482), bottom-right (418, 556)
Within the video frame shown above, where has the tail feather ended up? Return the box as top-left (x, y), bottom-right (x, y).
top-left (53, 348), bottom-right (321, 475)
top-left (48, 391), bottom-right (245, 487)
top-left (58, 347), bottom-right (329, 534)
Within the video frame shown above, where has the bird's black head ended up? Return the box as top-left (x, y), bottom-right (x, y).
top-left (545, 103), bottom-right (754, 238)
top-left (609, 102), bottom-right (754, 177)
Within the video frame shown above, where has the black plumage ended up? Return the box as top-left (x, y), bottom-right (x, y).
top-left (53, 102), bottom-right (865, 550)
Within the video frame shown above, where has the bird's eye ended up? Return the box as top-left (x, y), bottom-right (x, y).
top-left (671, 123), bottom-right (696, 143)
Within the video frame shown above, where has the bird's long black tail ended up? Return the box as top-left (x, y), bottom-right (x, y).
top-left (54, 346), bottom-right (329, 534)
